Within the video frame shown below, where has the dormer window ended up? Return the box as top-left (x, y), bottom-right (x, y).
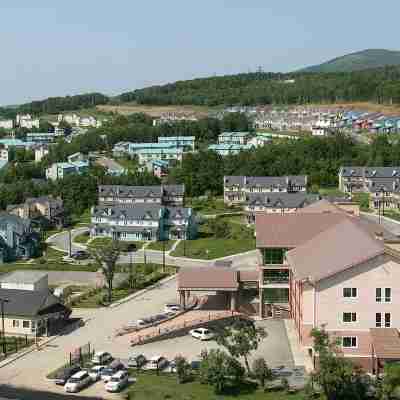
top-left (372, 170), bottom-right (377, 176)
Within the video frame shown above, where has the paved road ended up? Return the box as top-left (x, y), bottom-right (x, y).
top-left (361, 212), bottom-right (400, 236)
top-left (0, 278), bottom-right (179, 397)
top-left (47, 229), bottom-right (259, 269)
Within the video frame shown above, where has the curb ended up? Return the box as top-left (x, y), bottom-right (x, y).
top-left (361, 212), bottom-right (400, 226)
top-left (108, 274), bottom-right (177, 308)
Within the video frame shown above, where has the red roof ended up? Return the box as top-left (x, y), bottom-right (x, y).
top-left (178, 267), bottom-right (239, 290)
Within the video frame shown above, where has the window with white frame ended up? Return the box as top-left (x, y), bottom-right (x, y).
top-left (22, 320), bottom-right (30, 328)
top-left (376, 313), bottom-right (382, 327)
top-left (12, 320), bottom-right (19, 328)
top-left (343, 312), bottom-right (357, 323)
top-left (342, 336), bottom-right (357, 348)
top-left (343, 288), bottom-right (357, 298)
top-left (376, 288), bottom-right (391, 303)
top-left (385, 313), bottom-right (391, 328)
top-left (376, 313), bottom-right (392, 328)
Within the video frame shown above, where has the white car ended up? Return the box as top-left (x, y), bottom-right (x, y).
top-left (91, 351), bottom-right (112, 365)
top-left (127, 353), bottom-right (147, 368)
top-left (145, 355), bottom-right (169, 370)
top-left (64, 370), bottom-right (91, 393)
top-left (189, 327), bottom-right (215, 341)
top-left (105, 370), bottom-right (130, 392)
top-left (88, 365), bottom-right (105, 381)
top-left (164, 303), bottom-right (181, 313)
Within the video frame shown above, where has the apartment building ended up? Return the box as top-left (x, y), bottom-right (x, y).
top-left (98, 184), bottom-right (185, 206)
top-left (16, 114), bottom-right (40, 129)
top-left (218, 132), bottom-right (251, 145)
top-left (224, 175), bottom-right (308, 205)
top-left (34, 145), bottom-right (49, 162)
top-left (0, 119), bottom-right (14, 129)
top-left (339, 166), bottom-right (400, 210)
top-left (158, 136), bottom-right (195, 150)
top-left (26, 131), bottom-right (65, 144)
top-left (208, 143), bottom-right (253, 156)
top-left (45, 160), bottom-right (89, 180)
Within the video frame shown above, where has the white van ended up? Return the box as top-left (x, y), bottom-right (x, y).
top-left (64, 371), bottom-right (91, 393)
top-left (91, 351), bottom-right (112, 365)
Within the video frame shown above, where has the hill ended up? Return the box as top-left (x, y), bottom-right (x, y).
top-left (299, 49), bottom-right (400, 73)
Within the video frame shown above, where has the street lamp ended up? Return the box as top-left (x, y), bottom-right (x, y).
top-left (379, 187), bottom-right (385, 225)
top-left (0, 297), bottom-right (9, 355)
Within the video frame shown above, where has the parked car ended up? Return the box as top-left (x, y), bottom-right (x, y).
top-left (189, 327), bottom-right (215, 341)
top-left (71, 250), bottom-right (90, 260)
top-left (127, 354), bottom-right (146, 368)
top-left (164, 303), bottom-right (181, 313)
top-left (105, 370), bottom-right (130, 392)
top-left (64, 370), bottom-right (91, 393)
top-left (54, 365), bottom-right (81, 385)
top-left (164, 360), bottom-right (176, 373)
top-left (145, 355), bottom-right (168, 371)
top-left (88, 365), bottom-right (105, 381)
top-left (91, 351), bottom-right (113, 365)
top-left (101, 359), bottom-right (125, 382)
top-left (190, 360), bottom-right (201, 370)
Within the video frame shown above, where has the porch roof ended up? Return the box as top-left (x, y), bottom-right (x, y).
top-left (370, 328), bottom-right (400, 359)
top-left (178, 267), bottom-right (239, 291)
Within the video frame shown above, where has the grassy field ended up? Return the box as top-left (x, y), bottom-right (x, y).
top-left (146, 240), bottom-right (176, 252)
top-left (96, 103), bottom-right (213, 117)
top-left (88, 237), bottom-right (144, 250)
top-left (318, 187), bottom-right (346, 197)
top-left (115, 156), bottom-right (139, 172)
top-left (73, 232), bottom-right (90, 244)
top-left (189, 197), bottom-right (243, 216)
top-left (125, 372), bottom-right (304, 400)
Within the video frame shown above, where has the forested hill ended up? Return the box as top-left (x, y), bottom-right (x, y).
top-left (118, 66), bottom-right (400, 106)
top-left (0, 92), bottom-right (109, 118)
top-left (299, 49), bottom-right (400, 73)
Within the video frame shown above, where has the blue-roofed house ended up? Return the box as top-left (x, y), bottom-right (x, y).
top-left (0, 138), bottom-right (36, 150)
top-left (208, 143), bottom-right (253, 156)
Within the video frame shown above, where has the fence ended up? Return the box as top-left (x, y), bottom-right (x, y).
top-left (69, 342), bottom-right (94, 366)
top-left (130, 310), bottom-right (246, 346)
top-left (0, 335), bottom-right (31, 361)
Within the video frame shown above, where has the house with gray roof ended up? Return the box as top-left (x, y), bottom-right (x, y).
top-left (0, 213), bottom-right (40, 264)
top-left (224, 175), bottom-right (308, 205)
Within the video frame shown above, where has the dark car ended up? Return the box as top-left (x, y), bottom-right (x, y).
top-left (71, 250), bottom-right (90, 260)
top-left (54, 365), bottom-right (81, 385)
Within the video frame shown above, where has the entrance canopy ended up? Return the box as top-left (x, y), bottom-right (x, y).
top-left (178, 267), bottom-right (239, 291)
top-left (370, 328), bottom-right (400, 359)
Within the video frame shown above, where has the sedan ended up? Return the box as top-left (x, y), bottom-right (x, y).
top-left (127, 354), bottom-right (147, 368)
top-left (189, 327), bottom-right (215, 341)
top-left (88, 365), bottom-right (105, 382)
top-left (164, 303), bottom-right (181, 313)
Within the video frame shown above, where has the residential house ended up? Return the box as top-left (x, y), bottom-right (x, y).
top-left (98, 184), bottom-right (185, 206)
top-left (0, 213), bottom-right (40, 264)
top-left (45, 160), bottom-right (89, 180)
top-left (0, 271), bottom-right (70, 337)
top-left (7, 196), bottom-right (64, 228)
top-left (16, 114), bottom-right (40, 129)
top-left (90, 204), bottom-right (197, 241)
top-left (0, 119), bottom-right (14, 129)
top-left (0, 138), bottom-right (35, 150)
top-left (247, 134), bottom-right (272, 148)
top-left (0, 148), bottom-right (9, 162)
top-left (26, 131), bottom-right (65, 144)
top-left (224, 175), bottom-right (308, 205)
top-left (34, 145), bottom-right (49, 162)
top-left (218, 132), bottom-right (252, 145)
top-left (146, 159), bottom-right (169, 178)
top-left (208, 143), bottom-right (253, 156)
top-left (339, 166), bottom-right (400, 210)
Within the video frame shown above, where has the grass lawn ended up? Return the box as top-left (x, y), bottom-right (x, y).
top-left (146, 240), bottom-right (176, 251)
top-left (125, 372), bottom-right (304, 400)
top-left (74, 232), bottom-right (90, 244)
top-left (116, 157), bottom-right (139, 172)
top-left (0, 261), bottom-right (99, 274)
top-left (88, 237), bottom-right (144, 250)
top-left (384, 210), bottom-right (400, 222)
top-left (319, 187), bottom-right (346, 197)
top-left (171, 237), bottom-right (254, 259)
top-left (189, 197), bottom-right (243, 216)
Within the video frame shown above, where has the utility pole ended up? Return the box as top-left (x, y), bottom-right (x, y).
top-left (68, 229), bottom-right (72, 257)
top-left (0, 298), bottom-right (9, 355)
top-left (162, 240), bottom-right (166, 273)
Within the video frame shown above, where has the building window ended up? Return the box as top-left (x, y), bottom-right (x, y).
top-left (343, 288), bottom-right (357, 298)
top-left (263, 288), bottom-right (289, 304)
top-left (343, 312), bottom-right (357, 323)
top-left (342, 337), bottom-right (357, 348)
top-left (376, 288), bottom-right (391, 302)
top-left (385, 313), bottom-right (391, 328)
top-left (376, 288), bottom-right (382, 302)
top-left (12, 320), bottom-right (19, 328)
top-left (23, 321), bottom-right (30, 328)
top-left (376, 313), bottom-right (382, 328)
top-left (385, 288), bottom-right (392, 303)
top-left (262, 248), bottom-right (287, 265)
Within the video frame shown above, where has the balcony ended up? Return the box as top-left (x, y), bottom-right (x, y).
top-left (263, 270), bottom-right (289, 285)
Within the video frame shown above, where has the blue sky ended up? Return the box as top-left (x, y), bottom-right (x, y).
top-left (1, 1), bottom-right (399, 105)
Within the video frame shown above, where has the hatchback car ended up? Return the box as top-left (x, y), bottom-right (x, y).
top-left (105, 370), bottom-right (130, 392)
top-left (65, 370), bottom-right (91, 393)
top-left (145, 355), bottom-right (168, 371)
top-left (101, 359), bottom-right (125, 382)
top-left (71, 250), bottom-right (90, 260)
top-left (189, 327), bottom-right (215, 341)
top-left (127, 354), bottom-right (146, 368)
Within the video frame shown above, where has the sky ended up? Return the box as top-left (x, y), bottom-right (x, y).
top-left (1, 1), bottom-right (399, 105)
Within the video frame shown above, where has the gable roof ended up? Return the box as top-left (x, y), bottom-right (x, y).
top-left (247, 192), bottom-right (315, 208)
top-left (255, 213), bottom-right (347, 248)
top-left (298, 199), bottom-right (343, 214)
top-left (0, 288), bottom-right (68, 317)
top-left (288, 218), bottom-right (385, 282)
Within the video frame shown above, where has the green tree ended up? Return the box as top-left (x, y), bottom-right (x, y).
top-left (378, 363), bottom-right (400, 400)
top-left (216, 320), bottom-right (267, 374)
top-left (311, 327), bottom-right (369, 400)
top-left (252, 357), bottom-right (272, 389)
top-left (174, 355), bottom-right (191, 384)
top-left (89, 240), bottom-right (122, 303)
top-left (199, 349), bottom-right (244, 394)
top-left (206, 218), bottom-right (231, 238)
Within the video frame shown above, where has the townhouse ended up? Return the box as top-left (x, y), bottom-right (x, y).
top-left (339, 166), bottom-right (400, 210)
top-left (223, 175), bottom-right (308, 205)
top-left (7, 196), bottom-right (64, 228)
top-left (0, 213), bottom-right (40, 264)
